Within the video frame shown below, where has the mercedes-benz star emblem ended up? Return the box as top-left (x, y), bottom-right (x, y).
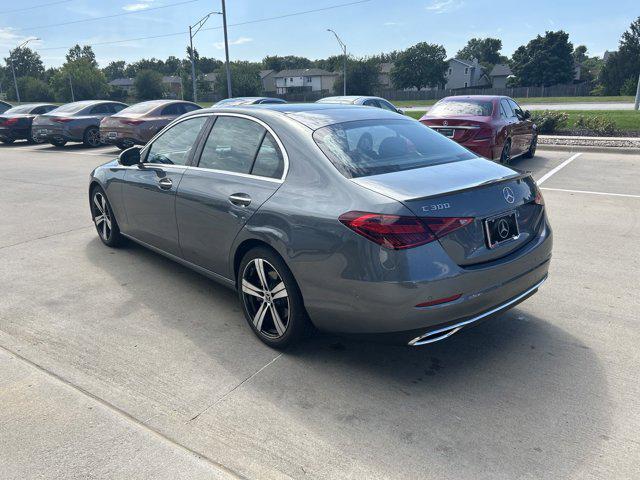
top-left (497, 219), bottom-right (510, 239)
top-left (503, 186), bottom-right (515, 204)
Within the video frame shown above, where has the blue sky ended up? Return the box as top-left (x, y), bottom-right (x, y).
top-left (1, 0), bottom-right (637, 68)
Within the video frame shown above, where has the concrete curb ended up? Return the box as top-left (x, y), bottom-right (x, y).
top-left (537, 144), bottom-right (640, 155)
top-left (538, 135), bottom-right (640, 154)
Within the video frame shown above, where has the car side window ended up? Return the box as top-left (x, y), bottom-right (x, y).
top-left (111, 103), bottom-right (126, 113)
top-left (32, 106), bottom-right (45, 114)
top-left (161, 104), bottom-right (181, 116)
top-left (508, 99), bottom-right (523, 118)
top-left (251, 133), bottom-right (284, 179)
top-left (378, 100), bottom-right (397, 112)
top-left (145, 116), bottom-right (207, 166)
top-left (198, 116), bottom-right (265, 174)
top-left (91, 104), bottom-right (109, 114)
top-left (363, 99), bottom-right (379, 107)
top-left (182, 103), bottom-right (200, 113)
top-left (501, 99), bottom-right (515, 118)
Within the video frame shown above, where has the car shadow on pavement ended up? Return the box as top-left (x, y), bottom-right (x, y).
top-left (84, 237), bottom-right (611, 479)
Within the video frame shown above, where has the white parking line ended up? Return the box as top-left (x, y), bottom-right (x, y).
top-left (537, 152), bottom-right (582, 185)
top-left (541, 187), bottom-right (640, 199)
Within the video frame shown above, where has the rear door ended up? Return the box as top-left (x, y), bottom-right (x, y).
top-left (121, 115), bottom-right (208, 255)
top-left (176, 114), bottom-right (286, 278)
top-left (509, 98), bottom-right (533, 151)
top-left (500, 99), bottom-right (523, 155)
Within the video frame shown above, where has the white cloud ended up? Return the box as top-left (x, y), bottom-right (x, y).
top-left (123, 0), bottom-right (154, 11)
top-left (425, 0), bottom-right (464, 14)
top-left (214, 37), bottom-right (253, 49)
top-left (383, 21), bottom-right (403, 27)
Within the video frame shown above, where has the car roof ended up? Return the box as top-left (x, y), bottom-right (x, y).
top-left (317, 96), bottom-right (365, 104)
top-left (185, 103), bottom-right (408, 130)
top-left (438, 95), bottom-right (506, 102)
top-left (216, 97), bottom-right (285, 105)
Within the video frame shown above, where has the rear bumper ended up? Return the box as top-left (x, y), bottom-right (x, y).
top-left (299, 219), bottom-right (552, 337)
top-left (33, 126), bottom-right (81, 142)
top-left (0, 126), bottom-right (29, 140)
top-left (99, 126), bottom-right (156, 146)
top-left (458, 139), bottom-right (497, 160)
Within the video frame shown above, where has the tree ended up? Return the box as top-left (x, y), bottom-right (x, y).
top-left (66, 44), bottom-right (97, 68)
top-left (214, 61), bottom-right (261, 97)
top-left (510, 31), bottom-right (574, 86)
top-left (600, 16), bottom-right (640, 95)
top-left (134, 69), bottom-right (164, 100)
top-left (50, 46), bottom-right (108, 101)
top-left (102, 61), bottom-right (126, 81)
top-left (456, 38), bottom-right (507, 69)
top-left (17, 77), bottom-right (54, 101)
top-left (333, 58), bottom-right (380, 95)
top-left (573, 45), bottom-right (588, 64)
top-left (4, 47), bottom-right (45, 78)
top-left (391, 42), bottom-right (447, 90)
top-left (262, 55), bottom-right (312, 72)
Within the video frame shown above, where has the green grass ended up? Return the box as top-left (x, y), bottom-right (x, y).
top-left (405, 109), bottom-right (640, 132)
top-left (564, 110), bottom-right (640, 131)
top-left (395, 96), bottom-right (635, 108)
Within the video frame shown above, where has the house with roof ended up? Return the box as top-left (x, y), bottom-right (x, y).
top-left (108, 76), bottom-right (183, 99)
top-left (108, 78), bottom-right (135, 95)
top-left (489, 64), bottom-right (513, 89)
top-left (377, 62), bottom-right (394, 89)
top-left (444, 58), bottom-right (490, 90)
top-left (260, 70), bottom-right (277, 93)
top-left (273, 68), bottom-right (338, 94)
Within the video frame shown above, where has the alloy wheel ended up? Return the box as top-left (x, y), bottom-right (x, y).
top-left (501, 141), bottom-right (511, 164)
top-left (86, 128), bottom-right (101, 147)
top-left (241, 258), bottom-right (290, 339)
top-left (92, 191), bottom-right (112, 241)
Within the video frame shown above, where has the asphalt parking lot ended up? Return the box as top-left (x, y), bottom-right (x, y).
top-left (1, 142), bottom-right (639, 479)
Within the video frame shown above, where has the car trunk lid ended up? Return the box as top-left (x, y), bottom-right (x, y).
top-left (352, 159), bottom-right (544, 265)
top-left (420, 115), bottom-right (492, 142)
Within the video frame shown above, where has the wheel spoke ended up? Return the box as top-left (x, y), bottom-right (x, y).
top-left (101, 195), bottom-right (106, 212)
top-left (254, 259), bottom-right (269, 289)
top-left (270, 282), bottom-right (288, 300)
top-left (102, 220), bottom-right (108, 239)
top-left (93, 195), bottom-right (104, 214)
top-left (253, 301), bottom-right (268, 331)
top-left (270, 304), bottom-right (286, 336)
top-left (104, 215), bottom-right (112, 229)
top-left (94, 214), bottom-right (104, 225)
top-left (242, 279), bottom-right (264, 298)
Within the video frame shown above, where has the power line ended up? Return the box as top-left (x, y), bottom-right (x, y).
top-left (14, 0), bottom-right (201, 32)
top-left (36, 0), bottom-right (371, 52)
top-left (0, 0), bottom-right (73, 14)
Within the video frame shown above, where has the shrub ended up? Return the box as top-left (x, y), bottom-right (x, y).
top-left (574, 115), bottom-right (618, 135)
top-left (620, 77), bottom-right (638, 96)
top-left (530, 110), bottom-right (569, 134)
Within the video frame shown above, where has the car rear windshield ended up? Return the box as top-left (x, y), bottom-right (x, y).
top-left (3, 105), bottom-right (33, 114)
top-left (118, 102), bottom-right (162, 114)
top-left (429, 99), bottom-right (494, 116)
top-left (50, 102), bottom-right (90, 114)
top-left (313, 119), bottom-right (477, 179)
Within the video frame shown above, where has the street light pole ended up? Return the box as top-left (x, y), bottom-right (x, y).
top-left (634, 73), bottom-right (640, 111)
top-left (327, 29), bottom-right (347, 95)
top-left (188, 11), bottom-right (220, 103)
top-left (221, 0), bottom-right (232, 98)
top-left (9, 37), bottom-right (40, 103)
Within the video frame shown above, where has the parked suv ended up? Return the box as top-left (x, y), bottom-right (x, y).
top-left (419, 95), bottom-right (537, 163)
top-left (32, 100), bottom-right (128, 147)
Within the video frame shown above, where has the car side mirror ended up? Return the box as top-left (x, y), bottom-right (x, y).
top-left (119, 146), bottom-right (141, 166)
top-left (397, 108), bottom-right (405, 115)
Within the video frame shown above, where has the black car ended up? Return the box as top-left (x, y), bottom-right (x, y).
top-left (0, 103), bottom-right (58, 144)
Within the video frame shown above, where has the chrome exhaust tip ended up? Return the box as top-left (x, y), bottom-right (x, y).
top-left (408, 325), bottom-right (463, 346)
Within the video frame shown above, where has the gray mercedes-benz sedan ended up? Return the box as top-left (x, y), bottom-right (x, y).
top-left (89, 104), bottom-right (552, 348)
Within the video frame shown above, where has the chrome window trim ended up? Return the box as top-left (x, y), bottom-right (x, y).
top-left (139, 112), bottom-right (289, 183)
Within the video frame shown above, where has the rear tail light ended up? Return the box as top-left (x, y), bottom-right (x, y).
top-left (120, 119), bottom-right (144, 126)
top-left (52, 117), bottom-right (74, 123)
top-left (415, 294), bottom-right (462, 308)
top-left (533, 184), bottom-right (545, 205)
top-left (1, 117), bottom-right (19, 126)
top-left (474, 126), bottom-right (494, 140)
top-left (338, 211), bottom-right (473, 250)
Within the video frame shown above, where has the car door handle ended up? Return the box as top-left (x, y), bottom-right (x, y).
top-left (158, 177), bottom-right (173, 190)
top-left (229, 193), bottom-right (251, 207)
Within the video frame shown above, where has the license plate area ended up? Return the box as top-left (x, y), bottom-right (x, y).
top-left (107, 132), bottom-right (117, 139)
top-left (484, 211), bottom-right (519, 249)
top-left (437, 128), bottom-right (454, 138)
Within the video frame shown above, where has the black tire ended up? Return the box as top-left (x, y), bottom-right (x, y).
top-left (90, 186), bottom-right (124, 248)
top-left (523, 134), bottom-right (537, 159)
top-left (500, 139), bottom-right (512, 164)
top-left (1, 138), bottom-right (15, 145)
top-left (27, 128), bottom-right (45, 144)
top-left (83, 127), bottom-right (101, 148)
top-left (50, 139), bottom-right (67, 147)
top-left (238, 247), bottom-right (312, 349)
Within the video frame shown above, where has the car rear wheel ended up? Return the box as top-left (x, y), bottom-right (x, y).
top-left (1, 137), bottom-right (15, 145)
top-left (523, 134), bottom-right (537, 159)
top-left (27, 128), bottom-right (45, 144)
top-left (238, 247), bottom-right (311, 349)
top-left (500, 139), bottom-right (512, 164)
top-left (90, 186), bottom-right (124, 247)
top-left (83, 127), bottom-right (101, 148)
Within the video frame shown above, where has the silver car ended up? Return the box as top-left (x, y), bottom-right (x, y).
top-left (316, 95), bottom-right (404, 114)
top-left (89, 104), bottom-right (551, 348)
top-left (33, 100), bottom-right (128, 147)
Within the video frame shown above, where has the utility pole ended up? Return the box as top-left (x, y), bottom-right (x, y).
top-left (69, 75), bottom-right (75, 102)
top-left (9, 37), bottom-right (40, 103)
top-left (327, 29), bottom-right (347, 95)
top-left (221, 0), bottom-right (232, 98)
top-left (634, 73), bottom-right (640, 111)
top-left (188, 11), bottom-right (220, 103)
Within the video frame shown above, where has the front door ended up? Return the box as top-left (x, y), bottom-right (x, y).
top-left (176, 114), bottom-right (286, 279)
top-left (122, 115), bottom-right (208, 255)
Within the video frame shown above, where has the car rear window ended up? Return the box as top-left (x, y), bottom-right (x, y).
top-left (313, 119), bottom-right (476, 179)
top-left (119, 102), bottom-right (161, 115)
top-left (429, 99), bottom-right (494, 116)
top-left (50, 102), bottom-right (91, 114)
top-left (4, 105), bottom-right (34, 114)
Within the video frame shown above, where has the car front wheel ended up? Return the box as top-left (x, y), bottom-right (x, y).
top-left (238, 247), bottom-right (311, 348)
top-left (500, 139), bottom-right (512, 164)
top-left (90, 186), bottom-right (124, 247)
top-left (523, 134), bottom-right (538, 159)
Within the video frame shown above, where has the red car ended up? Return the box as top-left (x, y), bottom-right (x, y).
top-left (419, 95), bottom-right (537, 163)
